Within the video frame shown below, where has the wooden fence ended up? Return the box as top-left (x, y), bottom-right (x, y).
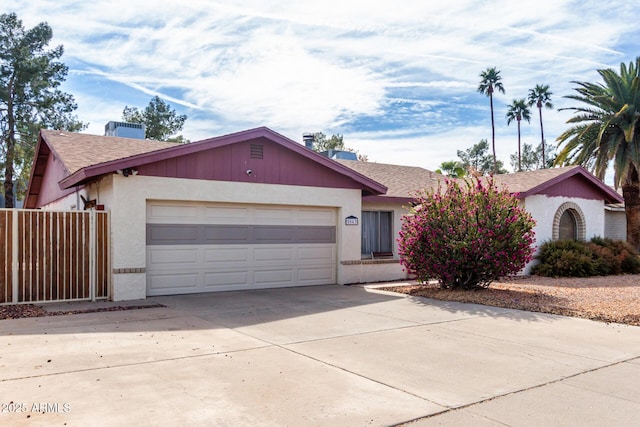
top-left (0, 209), bottom-right (110, 304)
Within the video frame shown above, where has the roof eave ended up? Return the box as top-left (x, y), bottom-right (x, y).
top-left (362, 195), bottom-right (414, 204)
top-left (24, 131), bottom-right (61, 209)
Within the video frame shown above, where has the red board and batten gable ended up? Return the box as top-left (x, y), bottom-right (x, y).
top-left (25, 127), bottom-right (387, 209)
top-left (492, 166), bottom-right (622, 204)
top-left (135, 137), bottom-right (370, 189)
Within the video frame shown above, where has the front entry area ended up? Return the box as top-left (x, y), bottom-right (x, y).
top-left (145, 201), bottom-right (337, 295)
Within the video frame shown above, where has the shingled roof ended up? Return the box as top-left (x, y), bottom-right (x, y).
top-left (336, 160), bottom-right (623, 205)
top-left (334, 159), bottom-right (440, 201)
top-left (39, 129), bottom-right (179, 175)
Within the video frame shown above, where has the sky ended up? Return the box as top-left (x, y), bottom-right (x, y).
top-left (6, 1), bottom-right (640, 180)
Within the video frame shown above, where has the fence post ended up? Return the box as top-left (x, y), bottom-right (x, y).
top-left (11, 209), bottom-right (18, 303)
top-left (89, 209), bottom-right (96, 302)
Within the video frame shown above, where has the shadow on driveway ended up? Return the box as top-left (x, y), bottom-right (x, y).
top-left (1, 283), bottom-right (556, 337)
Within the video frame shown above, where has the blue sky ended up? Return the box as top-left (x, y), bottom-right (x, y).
top-left (7, 1), bottom-right (640, 179)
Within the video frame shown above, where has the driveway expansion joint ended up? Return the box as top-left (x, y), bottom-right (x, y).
top-left (390, 355), bottom-right (640, 425)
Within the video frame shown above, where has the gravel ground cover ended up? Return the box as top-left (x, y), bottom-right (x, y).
top-left (0, 304), bottom-right (162, 320)
top-left (383, 274), bottom-right (640, 326)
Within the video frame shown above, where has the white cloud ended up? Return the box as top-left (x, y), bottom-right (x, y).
top-left (6, 0), bottom-right (640, 181)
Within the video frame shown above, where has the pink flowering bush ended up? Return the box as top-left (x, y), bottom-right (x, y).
top-left (398, 177), bottom-right (536, 289)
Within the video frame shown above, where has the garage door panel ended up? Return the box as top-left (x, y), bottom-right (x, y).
top-left (203, 247), bottom-right (250, 264)
top-left (255, 269), bottom-right (294, 285)
top-left (254, 226), bottom-right (294, 243)
top-left (147, 204), bottom-right (199, 223)
top-left (297, 226), bottom-right (336, 243)
top-left (204, 225), bottom-right (252, 244)
top-left (204, 271), bottom-right (250, 287)
top-left (254, 247), bottom-right (293, 262)
top-left (298, 246), bottom-right (336, 262)
top-left (147, 224), bottom-right (201, 245)
top-left (148, 273), bottom-right (199, 291)
top-left (298, 266), bottom-right (336, 283)
top-left (204, 206), bottom-right (249, 222)
top-left (147, 202), bottom-right (337, 295)
top-left (298, 209), bottom-right (336, 224)
top-left (148, 247), bottom-right (200, 265)
top-left (254, 207), bottom-right (294, 222)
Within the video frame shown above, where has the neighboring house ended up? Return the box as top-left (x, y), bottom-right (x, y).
top-left (25, 126), bottom-right (624, 301)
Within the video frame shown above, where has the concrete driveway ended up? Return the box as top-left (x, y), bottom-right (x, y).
top-left (1, 284), bottom-right (640, 426)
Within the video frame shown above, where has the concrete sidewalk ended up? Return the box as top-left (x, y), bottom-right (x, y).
top-left (1, 284), bottom-right (639, 426)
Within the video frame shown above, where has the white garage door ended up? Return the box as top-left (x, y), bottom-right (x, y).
top-left (146, 201), bottom-right (337, 295)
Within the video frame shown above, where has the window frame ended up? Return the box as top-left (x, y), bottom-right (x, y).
top-left (361, 210), bottom-right (394, 258)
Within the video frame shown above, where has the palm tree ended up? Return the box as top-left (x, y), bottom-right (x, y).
top-left (555, 57), bottom-right (640, 249)
top-left (506, 99), bottom-right (532, 172)
top-left (527, 84), bottom-right (553, 167)
top-left (477, 67), bottom-right (506, 174)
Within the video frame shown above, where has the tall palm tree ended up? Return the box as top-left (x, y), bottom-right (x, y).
top-left (555, 57), bottom-right (640, 249)
top-left (477, 67), bottom-right (505, 174)
top-left (506, 99), bottom-right (532, 172)
top-left (527, 84), bottom-right (553, 167)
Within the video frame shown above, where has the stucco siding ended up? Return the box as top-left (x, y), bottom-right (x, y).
top-left (522, 195), bottom-right (605, 274)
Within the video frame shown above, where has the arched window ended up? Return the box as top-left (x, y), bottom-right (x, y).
top-left (558, 210), bottom-right (577, 240)
top-left (553, 202), bottom-right (586, 241)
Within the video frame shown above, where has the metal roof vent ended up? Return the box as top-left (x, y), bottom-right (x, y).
top-left (104, 121), bottom-right (146, 139)
top-left (303, 133), bottom-right (314, 149)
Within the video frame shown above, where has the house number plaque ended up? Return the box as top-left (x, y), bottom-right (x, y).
top-left (345, 215), bottom-right (358, 226)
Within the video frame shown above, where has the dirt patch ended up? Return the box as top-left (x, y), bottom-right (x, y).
top-left (382, 274), bottom-right (640, 326)
top-left (0, 304), bottom-right (163, 320)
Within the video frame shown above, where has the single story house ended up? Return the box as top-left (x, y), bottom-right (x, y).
top-left (25, 126), bottom-right (624, 300)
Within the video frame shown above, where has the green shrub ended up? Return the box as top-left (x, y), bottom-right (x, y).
top-left (398, 176), bottom-right (536, 289)
top-left (532, 237), bottom-right (640, 277)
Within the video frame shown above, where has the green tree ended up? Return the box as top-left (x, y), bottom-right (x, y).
top-left (312, 132), bottom-right (368, 161)
top-left (509, 141), bottom-right (557, 172)
top-left (556, 57), bottom-right (640, 248)
top-left (527, 84), bottom-right (553, 167)
top-left (312, 132), bottom-right (345, 152)
top-left (0, 13), bottom-right (84, 208)
top-left (457, 139), bottom-right (507, 175)
top-left (478, 67), bottom-right (506, 174)
top-left (435, 160), bottom-right (466, 177)
top-left (122, 95), bottom-right (187, 142)
top-left (506, 98), bottom-right (532, 171)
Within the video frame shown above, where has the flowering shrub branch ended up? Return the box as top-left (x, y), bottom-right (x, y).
top-left (398, 177), bottom-right (536, 289)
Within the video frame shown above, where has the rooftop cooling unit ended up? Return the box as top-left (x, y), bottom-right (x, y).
top-left (104, 121), bottom-right (146, 139)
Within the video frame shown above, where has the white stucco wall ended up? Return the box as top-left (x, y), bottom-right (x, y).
top-left (522, 194), bottom-right (606, 274)
top-left (106, 175), bottom-right (362, 300)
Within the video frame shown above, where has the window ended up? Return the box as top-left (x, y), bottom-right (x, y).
top-left (361, 211), bottom-right (393, 256)
top-left (553, 202), bottom-right (586, 241)
top-left (558, 209), bottom-right (577, 240)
